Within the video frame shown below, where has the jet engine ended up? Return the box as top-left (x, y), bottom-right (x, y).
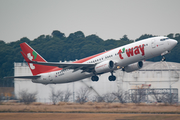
top-left (122, 61), bottom-right (143, 72)
top-left (95, 60), bottom-right (115, 74)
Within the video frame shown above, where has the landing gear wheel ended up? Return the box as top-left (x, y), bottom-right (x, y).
top-left (108, 75), bottom-right (116, 81)
top-left (108, 71), bottom-right (116, 81)
top-left (162, 56), bottom-right (166, 61)
top-left (91, 75), bottom-right (99, 82)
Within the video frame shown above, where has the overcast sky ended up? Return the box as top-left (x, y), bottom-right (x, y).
top-left (0, 0), bottom-right (180, 43)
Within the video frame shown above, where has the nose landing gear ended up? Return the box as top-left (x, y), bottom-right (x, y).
top-left (162, 56), bottom-right (166, 61)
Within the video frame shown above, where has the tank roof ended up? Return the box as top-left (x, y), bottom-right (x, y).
top-left (140, 61), bottom-right (180, 71)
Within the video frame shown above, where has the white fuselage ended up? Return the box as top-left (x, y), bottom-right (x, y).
top-left (32, 36), bottom-right (177, 84)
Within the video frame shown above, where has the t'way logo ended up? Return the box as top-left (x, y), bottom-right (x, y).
top-left (118, 44), bottom-right (145, 59)
top-left (27, 51), bottom-right (37, 70)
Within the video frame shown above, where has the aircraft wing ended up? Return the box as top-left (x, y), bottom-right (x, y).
top-left (31, 61), bottom-right (95, 72)
top-left (4, 75), bottom-right (41, 79)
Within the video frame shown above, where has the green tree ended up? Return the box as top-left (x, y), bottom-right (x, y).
top-left (120, 35), bottom-right (129, 41)
top-left (167, 33), bottom-right (174, 39)
top-left (52, 30), bottom-right (65, 39)
top-left (135, 34), bottom-right (154, 41)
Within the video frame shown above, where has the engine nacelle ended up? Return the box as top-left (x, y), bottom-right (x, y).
top-left (95, 60), bottom-right (115, 74)
top-left (122, 61), bottom-right (143, 72)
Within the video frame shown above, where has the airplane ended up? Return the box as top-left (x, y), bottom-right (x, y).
top-left (5, 36), bottom-right (177, 84)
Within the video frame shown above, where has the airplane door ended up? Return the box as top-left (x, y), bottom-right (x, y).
top-left (151, 39), bottom-right (156, 48)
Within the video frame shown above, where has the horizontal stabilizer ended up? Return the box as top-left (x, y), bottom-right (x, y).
top-left (4, 75), bottom-right (41, 79)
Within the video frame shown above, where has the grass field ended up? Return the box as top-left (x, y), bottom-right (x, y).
top-left (1, 102), bottom-right (180, 113)
top-left (1, 102), bottom-right (180, 120)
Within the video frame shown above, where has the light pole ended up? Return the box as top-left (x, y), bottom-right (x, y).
top-left (164, 61), bottom-right (172, 103)
top-left (73, 82), bottom-right (75, 102)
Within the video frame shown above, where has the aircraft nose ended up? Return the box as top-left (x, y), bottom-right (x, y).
top-left (172, 39), bottom-right (178, 46)
top-left (169, 39), bottom-right (178, 48)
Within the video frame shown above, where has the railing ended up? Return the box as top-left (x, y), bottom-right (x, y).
top-left (14, 62), bottom-right (28, 67)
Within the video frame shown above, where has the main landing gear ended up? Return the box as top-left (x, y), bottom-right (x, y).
top-left (91, 71), bottom-right (116, 82)
top-left (91, 75), bottom-right (99, 82)
top-left (108, 71), bottom-right (116, 81)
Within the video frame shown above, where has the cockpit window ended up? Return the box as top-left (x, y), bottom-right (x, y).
top-left (160, 38), bottom-right (169, 41)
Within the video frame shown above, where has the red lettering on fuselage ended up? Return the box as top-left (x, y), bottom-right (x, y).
top-left (118, 44), bottom-right (145, 59)
top-left (134, 46), bottom-right (140, 55)
top-left (139, 44), bottom-right (145, 56)
top-left (118, 49), bottom-right (124, 59)
top-left (126, 48), bottom-right (134, 57)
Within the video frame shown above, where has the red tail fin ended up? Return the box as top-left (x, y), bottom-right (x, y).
top-left (20, 42), bottom-right (60, 75)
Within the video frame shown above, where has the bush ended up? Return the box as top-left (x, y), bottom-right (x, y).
top-left (19, 90), bottom-right (37, 105)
